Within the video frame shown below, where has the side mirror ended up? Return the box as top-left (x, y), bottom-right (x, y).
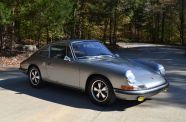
top-left (64, 56), bottom-right (71, 62)
top-left (115, 54), bottom-right (120, 57)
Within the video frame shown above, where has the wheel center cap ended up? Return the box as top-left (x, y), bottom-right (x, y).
top-left (98, 90), bottom-right (101, 93)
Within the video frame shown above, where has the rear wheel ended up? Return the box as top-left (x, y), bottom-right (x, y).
top-left (28, 66), bottom-right (42, 88)
top-left (88, 77), bottom-right (115, 106)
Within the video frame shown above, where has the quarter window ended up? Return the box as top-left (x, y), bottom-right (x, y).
top-left (38, 46), bottom-right (49, 57)
top-left (50, 45), bottom-right (66, 59)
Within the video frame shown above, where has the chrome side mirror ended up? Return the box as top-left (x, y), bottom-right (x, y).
top-left (64, 56), bottom-right (71, 62)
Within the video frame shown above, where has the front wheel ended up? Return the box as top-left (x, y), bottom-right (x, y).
top-left (28, 66), bottom-right (43, 88)
top-left (88, 77), bottom-right (116, 106)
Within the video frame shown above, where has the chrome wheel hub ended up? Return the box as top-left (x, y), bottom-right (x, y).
top-left (91, 80), bottom-right (108, 102)
top-left (30, 69), bottom-right (40, 85)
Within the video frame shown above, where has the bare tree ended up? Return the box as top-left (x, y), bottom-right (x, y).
top-left (180, 0), bottom-right (185, 45)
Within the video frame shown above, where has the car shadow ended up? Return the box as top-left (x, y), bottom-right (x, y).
top-left (0, 71), bottom-right (141, 112)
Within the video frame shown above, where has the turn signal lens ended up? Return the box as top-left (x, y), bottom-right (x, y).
top-left (121, 85), bottom-right (135, 90)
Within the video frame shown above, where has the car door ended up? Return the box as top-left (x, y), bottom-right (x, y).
top-left (46, 44), bottom-right (79, 88)
top-left (34, 45), bottom-right (50, 80)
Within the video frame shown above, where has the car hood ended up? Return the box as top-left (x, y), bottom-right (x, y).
top-left (81, 57), bottom-right (166, 89)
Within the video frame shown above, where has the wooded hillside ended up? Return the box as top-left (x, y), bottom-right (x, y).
top-left (0, 0), bottom-right (185, 52)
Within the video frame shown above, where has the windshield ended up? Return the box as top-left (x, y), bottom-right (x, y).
top-left (72, 41), bottom-right (113, 59)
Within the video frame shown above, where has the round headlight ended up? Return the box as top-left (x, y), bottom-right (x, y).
top-left (157, 64), bottom-right (165, 75)
top-left (125, 70), bottom-right (136, 83)
top-left (124, 70), bottom-right (146, 90)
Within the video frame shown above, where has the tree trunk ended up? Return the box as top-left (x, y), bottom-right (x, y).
top-left (46, 27), bottom-right (50, 44)
top-left (152, 14), bottom-right (156, 42)
top-left (103, 19), bottom-right (108, 44)
top-left (156, 13), bottom-right (160, 42)
top-left (36, 29), bottom-right (41, 48)
top-left (87, 27), bottom-right (91, 39)
top-left (113, 10), bottom-right (117, 46)
top-left (15, 20), bottom-right (21, 43)
top-left (71, 8), bottom-right (77, 38)
top-left (161, 11), bottom-right (165, 43)
top-left (0, 26), bottom-right (3, 52)
top-left (79, 17), bottom-right (82, 39)
top-left (11, 7), bottom-right (16, 52)
top-left (109, 17), bottom-right (113, 45)
top-left (180, 0), bottom-right (185, 45)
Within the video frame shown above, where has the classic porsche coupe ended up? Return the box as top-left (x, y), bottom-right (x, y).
top-left (20, 40), bottom-right (169, 105)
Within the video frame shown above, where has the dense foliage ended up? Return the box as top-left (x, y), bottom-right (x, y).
top-left (0, 0), bottom-right (185, 51)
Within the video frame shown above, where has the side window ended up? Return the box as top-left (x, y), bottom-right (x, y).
top-left (50, 45), bottom-right (66, 59)
top-left (38, 46), bottom-right (49, 57)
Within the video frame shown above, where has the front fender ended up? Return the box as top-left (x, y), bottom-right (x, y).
top-left (132, 59), bottom-right (162, 74)
top-left (78, 62), bottom-right (128, 90)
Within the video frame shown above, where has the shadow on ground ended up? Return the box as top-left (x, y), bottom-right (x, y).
top-left (0, 70), bottom-right (141, 112)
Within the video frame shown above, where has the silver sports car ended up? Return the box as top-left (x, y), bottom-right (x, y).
top-left (20, 40), bottom-right (169, 105)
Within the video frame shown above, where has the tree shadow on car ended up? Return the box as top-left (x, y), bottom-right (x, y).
top-left (0, 75), bottom-right (141, 112)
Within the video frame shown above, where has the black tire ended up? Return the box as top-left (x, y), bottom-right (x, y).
top-left (88, 77), bottom-right (116, 106)
top-left (28, 66), bottom-right (43, 88)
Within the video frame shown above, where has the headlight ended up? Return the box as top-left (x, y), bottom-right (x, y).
top-left (123, 70), bottom-right (145, 90)
top-left (157, 64), bottom-right (165, 76)
top-left (125, 70), bottom-right (136, 83)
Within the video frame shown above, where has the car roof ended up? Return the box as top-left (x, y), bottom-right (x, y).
top-left (51, 39), bottom-right (99, 45)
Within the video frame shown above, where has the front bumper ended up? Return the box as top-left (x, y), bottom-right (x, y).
top-left (114, 82), bottom-right (169, 101)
